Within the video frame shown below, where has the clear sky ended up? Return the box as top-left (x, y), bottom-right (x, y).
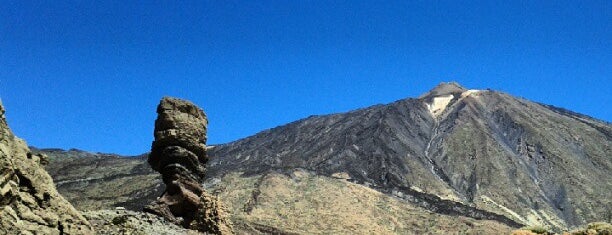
top-left (1, 1), bottom-right (610, 155)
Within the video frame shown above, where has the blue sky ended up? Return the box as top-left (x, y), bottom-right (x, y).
top-left (1, 1), bottom-right (610, 155)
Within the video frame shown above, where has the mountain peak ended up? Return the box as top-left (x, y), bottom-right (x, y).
top-left (420, 82), bottom-right (467, 98)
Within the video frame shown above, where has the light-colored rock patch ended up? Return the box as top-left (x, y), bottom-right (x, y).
top-left (480, 196), bottom-right (526, 224)
top-left (331, 172), bottom-right (351, 180)
top-left (461, 89), bottom-right (481, 98)
top-left (427, 95), bottom-right (455, 117)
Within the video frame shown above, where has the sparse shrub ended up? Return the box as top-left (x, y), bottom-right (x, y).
top-left (511, 230), bottom-right (538, 235)
top-left (519, 225), bottom-right (551, 234)
top-left (587, 222), bottom-right (612, 233)
top-left (567, 222), bottom-right (612, 235)
top-left (112, 215), bottom-right (130, 225)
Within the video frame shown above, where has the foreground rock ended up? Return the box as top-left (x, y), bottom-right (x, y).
top-left (145, 97), bottom-right (233, 234)
top-left (0, 100), bottom-right (93, 234)
top-left (84, 209), bottom-right (202, 235)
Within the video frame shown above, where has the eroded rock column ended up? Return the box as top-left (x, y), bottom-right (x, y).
top-left (145, 97), bottom-right (233, 234)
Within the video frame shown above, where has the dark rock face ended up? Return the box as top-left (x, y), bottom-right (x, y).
top-left (145, 97), bottom-right (233, 234)
top-left (0, 100), bottom-right (93, 234)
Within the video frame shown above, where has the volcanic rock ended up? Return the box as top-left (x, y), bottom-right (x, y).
top-left (0, 100), bottom-right (94, 234)
top-left (145, 97), bottom-right (233, 234)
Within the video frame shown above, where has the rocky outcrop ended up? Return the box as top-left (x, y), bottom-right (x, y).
top-left (145, 97), bottom-right (233, 234)
top-left (0, 100), bottom-right (93, 234)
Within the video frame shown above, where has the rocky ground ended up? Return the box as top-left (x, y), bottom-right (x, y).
top-left (83, 209), bottom-right (200, 235)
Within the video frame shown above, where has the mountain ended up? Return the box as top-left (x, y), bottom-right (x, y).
top-left (41, 82), bottom-right (611, 233)
top-left (207, 82), bottom-right (610, 229)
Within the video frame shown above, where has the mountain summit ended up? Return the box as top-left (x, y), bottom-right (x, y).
top-left (419, 81), bottom-right (468, 98)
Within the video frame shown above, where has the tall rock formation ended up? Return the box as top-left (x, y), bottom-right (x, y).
top-left (145, 97), bottom-right (233, 234)
top-left (0, 100), bottom-right (93, 234)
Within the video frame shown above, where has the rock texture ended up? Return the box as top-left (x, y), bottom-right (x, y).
top-left (39, 148), bottom-right (163, 211)
top-left (144, 97), bottom-right (233, 234)
top-left (84, 209), bottom-right (202, 235)
top-left (0, 100), bottom-right (93, 234)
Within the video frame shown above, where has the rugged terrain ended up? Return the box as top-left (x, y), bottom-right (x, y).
top-left (1, 100), bottom-right (207, 234)
top-left (40, 149), bottom-right (162, 211)
top-left (83, 209), bottom-right (200, 235)
top-left (0, 101), bottom-right (93, 234)
top-left (41, 148), bottom-right (517, 234)
top-left (40, 83), bottom-right (611, 234)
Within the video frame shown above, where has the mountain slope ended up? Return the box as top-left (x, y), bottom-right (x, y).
top-left (42, 82), bottom-right (611, 232)
top-left (208, 170), bottom-right (515, 234)
top-left (40, 148), bottom-right (163, 211)
top-left (206, 82), bottom-right (611, 230)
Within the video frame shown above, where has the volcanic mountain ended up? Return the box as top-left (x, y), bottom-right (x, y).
top-left (42, 82), bottom-right (611, 233)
